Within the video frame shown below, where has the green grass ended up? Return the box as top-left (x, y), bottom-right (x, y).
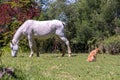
top-left (1, 53), bottom-right (120, 80)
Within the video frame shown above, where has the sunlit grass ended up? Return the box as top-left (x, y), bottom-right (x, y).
top-left (1, 53), bottom-right (120, 80)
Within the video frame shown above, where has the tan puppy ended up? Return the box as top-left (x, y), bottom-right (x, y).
top-left (87, 48), bottom-right (100, 62)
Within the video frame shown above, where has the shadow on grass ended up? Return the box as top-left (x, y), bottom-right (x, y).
top-left (51, 53), bottom-right (78, 58)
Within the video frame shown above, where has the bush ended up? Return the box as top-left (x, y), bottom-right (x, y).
top-left (100, 35), bottom-right (120, 54)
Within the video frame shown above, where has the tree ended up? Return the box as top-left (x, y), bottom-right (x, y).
top-left (1, 0), bottom-right (120, 53)
top-left (0, 0), bottom-right (41, 47)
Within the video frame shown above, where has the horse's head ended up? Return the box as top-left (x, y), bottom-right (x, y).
top-left (10, 41), bottom-right (18, 57)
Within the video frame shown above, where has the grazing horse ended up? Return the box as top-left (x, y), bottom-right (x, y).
top-left (10, 20), bottom-right (71, 57)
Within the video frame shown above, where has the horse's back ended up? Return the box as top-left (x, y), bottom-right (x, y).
top-left (22, 20), bottom-right (63, 39)
top-left (28, 20), bottom-right (64, 31)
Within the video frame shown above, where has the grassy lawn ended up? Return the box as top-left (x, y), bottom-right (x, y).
top-left (1, 53), bottom-right (120, 80)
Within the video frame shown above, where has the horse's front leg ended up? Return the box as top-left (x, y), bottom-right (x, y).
top-left (28, 35), bottom-right (34, 57)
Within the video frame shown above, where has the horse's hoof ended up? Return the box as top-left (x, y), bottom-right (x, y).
top-left (68, 54), bottom-right (71, 57)
top-left (29, 55), bottom-right (32, 57)
top-left (12, 56), bottom-right (17, 58)
top-left (29, 53), bottom-right (34, 57)
top-left (61, 54), bottom-right (65, 57)
top-left (36, 55), bottom-right (39, 57)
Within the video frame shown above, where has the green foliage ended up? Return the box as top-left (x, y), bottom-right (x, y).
top-left (45, 0), bottom-right (66, 20)
top-left (63, 0), bottom-right (120, 52)
top-left (100, 35), bottom-right (120, 54)
top-left (1, 0), bottom-right (120, 53)
top-left (0, 21), bottom-right (21, 47)
top-left (0, 0), bottom-right (40, 51)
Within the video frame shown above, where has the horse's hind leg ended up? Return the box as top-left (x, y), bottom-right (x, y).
top-left (59, 36), bottom-right (71, 57)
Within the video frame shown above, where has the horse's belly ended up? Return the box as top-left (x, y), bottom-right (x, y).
top-left (33, 33), bottom-right (55, 40)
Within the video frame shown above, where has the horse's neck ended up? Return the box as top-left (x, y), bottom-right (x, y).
top-left (12, 28), bottom-right (23, 44)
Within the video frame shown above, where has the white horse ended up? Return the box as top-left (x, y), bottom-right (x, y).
top-left (10, 20), bottom-right (71, 57)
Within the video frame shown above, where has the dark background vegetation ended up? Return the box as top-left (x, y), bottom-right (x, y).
top-left (0, 0), bottom-right (120, 54)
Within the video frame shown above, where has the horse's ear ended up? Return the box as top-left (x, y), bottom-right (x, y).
top-left (10, 41), bottom-right (14, 45)
top-left (11, 41), bottom-right (13, 44)
top-left (10, 41), bottom-right (12, 48)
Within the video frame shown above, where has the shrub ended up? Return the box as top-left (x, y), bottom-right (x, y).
top-left (99, 35), bottom-right (120, 54)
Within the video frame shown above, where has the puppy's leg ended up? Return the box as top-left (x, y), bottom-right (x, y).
top-left (94, 56), bottom-right (96, 62)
